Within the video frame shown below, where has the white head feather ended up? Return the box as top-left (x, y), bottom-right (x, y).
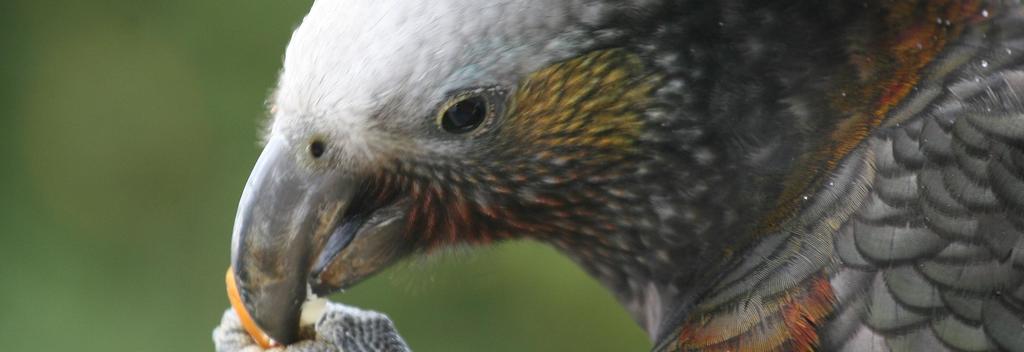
top-left (268, 0), bottom-right (613, 168)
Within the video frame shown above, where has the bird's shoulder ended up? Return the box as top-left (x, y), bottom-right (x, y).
top-left (655, 4), bottom-right (1024, 352)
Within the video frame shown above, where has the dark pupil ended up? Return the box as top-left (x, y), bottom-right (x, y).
top-left (442, 97), bottom-right (486, 133)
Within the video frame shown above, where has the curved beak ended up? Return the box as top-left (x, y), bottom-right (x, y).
top-left (229, 136), bottom-right (410, 345)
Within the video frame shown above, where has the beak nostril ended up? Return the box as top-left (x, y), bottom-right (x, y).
top-left (309, 140), bottom-right (326, 158)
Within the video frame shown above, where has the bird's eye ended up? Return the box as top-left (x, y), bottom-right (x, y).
top-left (440, 96), bottom-right (487, 134)
top-left (309, 140), bottom-right (326, 158)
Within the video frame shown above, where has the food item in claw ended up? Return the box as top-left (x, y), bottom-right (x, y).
top-left (225, 267), bottom-right (278, 349)
top-left (299, 294), bottom-right (327, 327)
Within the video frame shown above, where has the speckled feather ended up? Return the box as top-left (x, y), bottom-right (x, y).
top-left (636, 1), bottom-right (1024, 351)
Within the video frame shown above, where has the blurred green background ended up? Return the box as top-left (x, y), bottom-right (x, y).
top-left (0, 1), bottom-right (648, 351)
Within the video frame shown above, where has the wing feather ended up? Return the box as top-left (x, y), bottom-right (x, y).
top-left (825, 23), bottom-right (1024, 352)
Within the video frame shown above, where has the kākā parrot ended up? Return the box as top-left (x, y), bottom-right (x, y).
top-left (224, 0), bottom-right (1024, 350)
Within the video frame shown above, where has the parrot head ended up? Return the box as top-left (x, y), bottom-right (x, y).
top-left (229, 0), bottom-right (678, 344)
